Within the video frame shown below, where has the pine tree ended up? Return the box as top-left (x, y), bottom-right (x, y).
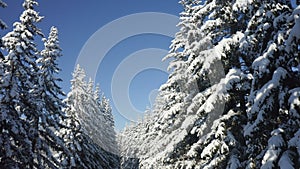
top-left (243, 2), bottom-right (300, 168)
top-left (120, 1), bottom-right (300, 168)
top-left (80, 78), bottom-right (118, 155)
top-left (118, 122), bottom-right (142, 169)
top-left (0, 0), bottom-right (45, 167)
top-left (35, 26), bottom-right (71, 168)
top-left (129, 0), bottom-right (248, 167)
top-left (61, 65), bottom-right (119, 168)
top-left (61, 65), bottom-right (95, 168)
top-left (0, 1), bottom-right (72, 168)
top-left (118, 108), bottom-right (155, 169)
top-left (99, 95), bottom-right (118, 154)
top-left (133, 1), bottom-right (206, 166)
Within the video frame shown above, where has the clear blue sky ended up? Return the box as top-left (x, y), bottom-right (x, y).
top-left (0, 0), bottom-right (182, 131)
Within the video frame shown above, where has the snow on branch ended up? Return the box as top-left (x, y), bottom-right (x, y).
top-left (245, 67), bottom-right (287, 137)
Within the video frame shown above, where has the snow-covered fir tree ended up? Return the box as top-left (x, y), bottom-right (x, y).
top-left (0, 0), bottom-right (45, 167)
top-left (120, 0), bottom-right (246, 167)
top-left (1, 0), bottom-right (299, 168)
top-left (36, 26), bottom-right (71, 168)
top-left (68, 66), bottom-right (118, 155)
top-left (99, 94), bottom-right (118, 154)
top-left (0, 0), bottom-right (70, 168)
top-left (119, 0), bottom-right (300, 168)
top-left (118, 108), bottom-right (158, 169)
top-left (243, 2), bottom-right (300, 168)
top-left (61, 65), bottom-right (119, 168)
top-left (118, 122), bottom-right (141, 169)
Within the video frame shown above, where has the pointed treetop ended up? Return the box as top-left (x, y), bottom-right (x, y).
top-left (38, 26), bottom-right (63, 92)
top-left (43, 26), bottom-right (60, 46)
top-left (22, 0), bottom-right (38, 10)
top-left (73, 64), bottom-right (85, 77)
top-left (20, 0), bottom-right (43, 36)
top-left (41, 26), bottom-right (62, 61)
top-left (0, 0), bottom-right (6, 7)
top-left (87, 77), bottom-right (94, 95)
top-left (101, 95), bottom-right (112, 113)
top-left (94, 84), bottom-right (101, 102)
top-left (71, 64), bottom-right (86, 91)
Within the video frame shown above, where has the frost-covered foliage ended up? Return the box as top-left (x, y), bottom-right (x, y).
top-left (0, 1), bottom-right (119, 168)
top-left (84, 79), bottom-right (118, 155)
top-left (243, 2), bottom-right (300, 168)
top-left (119, 0), bottom-right (300, 168)
top-left (61, 65), bottom-right (119, 168)
top-left (34, 26), bottom-right (72, 168)
top-left (67, 65), bottom-right (118, 155)
top-left (0, 1), bottom-right (70, 168)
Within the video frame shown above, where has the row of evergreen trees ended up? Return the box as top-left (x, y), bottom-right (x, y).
top-left (119, 0), bottom-right (300, 168)
top-left (0, 0), bottom-right (119, 168)
top-left (2, 0), bottom-right (300, 168)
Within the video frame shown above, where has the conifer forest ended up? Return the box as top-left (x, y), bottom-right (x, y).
top-left (0, 0), bottom-right (300, 168)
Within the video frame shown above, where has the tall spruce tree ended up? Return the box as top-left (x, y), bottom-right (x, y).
top-left (99, 95), bottom-right (118, 154)
top-left (243, 2), bottom-right (300, 168)
top-left (61, 65), bottom-right (119, 168)
top-left (121, 0), bottom-right (247, 168)
top-left (80, 78), bottom-right (118, 155)
top-left (35, 26), bottom-right (70, 168)
top-left (61, 65), bottom-right (96, 168)
top-left (0, 1), bottom-right (69, 168)
top-left (119, 0), bottom-right (300, 168)
top-left (0, 0), bottom-right (45, 167)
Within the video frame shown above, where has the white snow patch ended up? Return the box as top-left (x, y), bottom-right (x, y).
top-left (288, 87), bottom-right (300, 118)
top-left (245, 68), bottom-right (287, 136)
top-left (261, 149), bottom-right (279, 169)
top-left (232, 0), bottom-right (253, 11)
top-left (286, 5), bottom-right (300, 52)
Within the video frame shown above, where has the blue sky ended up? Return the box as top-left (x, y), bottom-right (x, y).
top-left (0, 0), bottom-right (182, 131)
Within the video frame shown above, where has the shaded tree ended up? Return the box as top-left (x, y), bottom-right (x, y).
top-left (61, 65), bottom-right (119, 168)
